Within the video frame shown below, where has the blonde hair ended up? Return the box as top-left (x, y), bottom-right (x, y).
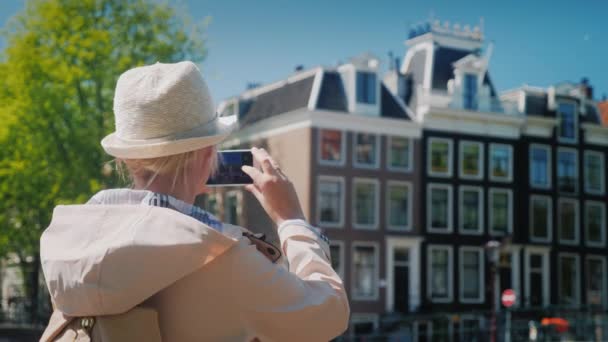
top-left (115, 147), bottom-right (219, 191)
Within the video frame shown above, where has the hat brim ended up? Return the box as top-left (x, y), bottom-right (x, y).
top-left (101, 115), bottom-right (238, 159)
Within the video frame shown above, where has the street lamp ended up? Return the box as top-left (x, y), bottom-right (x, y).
top-left (485, 240), bottom-right (501, 342)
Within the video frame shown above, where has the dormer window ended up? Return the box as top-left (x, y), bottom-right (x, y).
top-left (463, 73), bottom-right (478, 110)
top-left (356, 72), bottom-right (377, 104)
top-left (558, 102), bottom-right (577, 143)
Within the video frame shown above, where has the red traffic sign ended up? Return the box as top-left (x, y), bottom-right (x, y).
top-left (501, 289), bottom-right (516, 307)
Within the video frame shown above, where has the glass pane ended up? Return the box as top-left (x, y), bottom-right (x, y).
top-left (586, 153), bottom-right (603, 192)
top-left (491, 145), bottom-right (511, 179)
top-left (491, 191), bottom-right (509, 234)
top-left (389, 185), bottom-right (409, 228)
top-left (355, 133), bottom-right (378, 166)
top-left (319, 180), bottom-right (341, 224)
top-left (559, 256), bottom-right (578, 305)
top-left (354, 246), bottom-right (376, 298)
top-left (531, 147), bottom-right (549, 187)
top-left (390, 137), bottom-right (410, 169)
top-left (531, 197), bottom-right (549, 239)
top-left (461, 189), bottom-right (480, 232)
top-left (559, 201), bottom-right (577, 241)
top-left (463, 74), bottom-right (478, 110)
top-left (430, 188), bottom-right (449, 229)
top-left (320, 129), bottom-right (342, 162)
top-left (330, 245), bottom-right (341, 273)
top-left (431, 249), bottom-right (449, 298)
top-left (355, 182), bottom-right (376, 226)
top-left (587, 259), bottom-right (605, 305)
top-left (462, 251), bottom-right (480, 299)
top-left (558, 150), bottom-right (577, 193)
top-left (394, 248), bottom-right (409, 263)
top-left (530, 254), bottom-right (543, 269)
top-left (356, 72), bottom-right (376, 104)
top-left (462, 143), bottom-right (481, 177)
top-left (586, 203), bottom-right (604, 243)
top-left (558, 103), bottom-right (576, 140)
top-left (430, 140), bottom-right (450, 174)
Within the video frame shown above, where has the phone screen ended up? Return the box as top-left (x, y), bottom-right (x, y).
top-left (206, 150), bottom-right (254, 186)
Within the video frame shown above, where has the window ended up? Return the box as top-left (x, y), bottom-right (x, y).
top-left (558, 102), bottom-right (577, 142)
top-left (459, 247), bottom-right (484, 303)
top-left (428, 138), bottom-right (452, 177)
top-left (585, 201), bottom-right (606, 247)
top-left (489, 188), bottom-right (512, 235)
top-left (224, 191), bottom-right (240, 225)
top-left (203, 193), bottom-right (218, 216)
top-left (427, 184), bottom-right (452, 233)
top-left (585, 151), bottom-right (605, 194)
top-left (329, 241), bottom-right (345, 279)
top-left (428, 245), bottom-right (453, 302)
top-left (530, 145), bottom-right (551, 188)
top-left (353, 133), bottom-right (379, 168)
top-left (356, 72), bottom-right (377, 104)
top-left (557, 148), bottom-right (578, 193)
top-left (558, 198), bottom-right (579, 245)
top-left (489, 144), bottom-right (513, 182)
top-left (529, 196), bottom-right (552, 242)
top-left (460, 317), bottom-right (483, 342)
top-left (459, 186), bottom-right (483, 235)
top-left (558, 254), bottom-right (580, 306)
top-left (318, 129), bottom-right (344, 165)
top-left (353, 179), bottom-right (379, 229)
top-left (317, 176), bottom-right (344, 227)
top-left (586, 256), bottom-right (606, 307)
top-left (350, 314), bottom-right (379, 338)
top-left (388, 136), bottom-right (412, 171)
top-left (352, 244), bottom-right (379, 300)
top-left (463, 73), bottom-right (478, 110)
top-left (387, 181), bottom-right (412, 231)
top-left (525, 250), bottom-right (549, 307)
top-left (459, 141), bottom-right (483, 179)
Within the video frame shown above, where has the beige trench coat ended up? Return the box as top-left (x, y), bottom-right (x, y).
top-left (40, 204), bottom-right (349, 341)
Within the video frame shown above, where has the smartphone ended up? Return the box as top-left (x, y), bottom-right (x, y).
top-left (206, 149), bottom-right (254, 186)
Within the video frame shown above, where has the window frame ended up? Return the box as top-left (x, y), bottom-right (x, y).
top-left (463, 73), bottom-right (479, 110)
top-left (427, 137), bottom-right (453, 178)
top-left (458, 186), bottom-right (484, 235)
top-left (351, 242), bottom-right (380, 301)
top-left (585, 255), bottom-right (607, 308)
top-left (558, 198), bottom-right (580, 245)
top-left (524, 247), bottom-right (551, 307)
top-left (317, 129), bottom-right (346, 167)
top-left (557, 147), bottom-right (579, 194)
top-left (584, 150), bottom-right (605, 195)
top-left (386, 180), bottom-right (413, 231)
top-left (459, 140), bottom-right (484, 180)
top-left (529, 144), bottom-right (552, 189)
top-left (557, 253), bottom-right (581, 307)
top-left (585, 200), bottom-right (606, 248)
top-left (529, 195), bottom-right (553, 243)
top-left (316, 175), bottom-right (345, 228)
top-left (387, 136), bottom-right (413, 172)
top-left (488, 188), bottom-right (513, 236)
top-left (352, 178), bottom-right (380, 230)
top-left (352, 133), bottom-right (381, 169)
top-left (459, 246), bottom-right (485, 304)
top-left (489, 143), bottom-right (514, 182)
top-left (427, 183), bottom-right (453, 234)
top-left (329, 240), bottom-right (345, 280)
top-left (427, 244), bottom-right (454, 303)
top-left (557, 100), bottom-right (578, 144)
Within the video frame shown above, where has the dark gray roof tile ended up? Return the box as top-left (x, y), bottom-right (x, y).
top-left (316, 71), bottom-right (347, 111)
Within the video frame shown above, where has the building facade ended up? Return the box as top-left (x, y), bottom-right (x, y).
top-left (206, 20), bottom-right (608, 340)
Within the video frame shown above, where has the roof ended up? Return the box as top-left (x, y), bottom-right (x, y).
top-left (599, 101), bottom-right (608, 126)
top-left (238, 75), bottom-right (315, 125)
top-left (234, 69), bottom-right (411, 126)
top-left (522, 91), bottom-right (601, 124)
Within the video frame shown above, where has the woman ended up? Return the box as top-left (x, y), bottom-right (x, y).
top-left (40, 61), bottom-right (349, 341)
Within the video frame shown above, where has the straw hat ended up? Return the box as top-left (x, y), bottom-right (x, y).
top-left (101, 61), bottom-right (236, 159)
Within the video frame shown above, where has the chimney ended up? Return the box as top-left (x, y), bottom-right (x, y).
top-left (246, 82), bottom-right (261, 90)
top-left (580, 77), bottom-right (593, 100)
top-left (294, 65), bottom-right (304, 72)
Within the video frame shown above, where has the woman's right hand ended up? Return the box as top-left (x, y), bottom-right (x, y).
top-left (241, 147), bottom-right (305, 227)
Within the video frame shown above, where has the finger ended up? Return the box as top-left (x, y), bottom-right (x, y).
top-left (261, 159), bottom-right (278, 176)
top-left (244, 183), bottom-right (263, 201)
top-left (242, 165), bottom-right (263, 183)
top-left (256, 148), bottom-right (280, 169)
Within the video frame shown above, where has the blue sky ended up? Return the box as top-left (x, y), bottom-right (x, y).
top-left (1, 0), bottom-right (606, 103)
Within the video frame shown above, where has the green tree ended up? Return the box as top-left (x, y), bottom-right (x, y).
top-left (0, 0), bottom-right (207, 322)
